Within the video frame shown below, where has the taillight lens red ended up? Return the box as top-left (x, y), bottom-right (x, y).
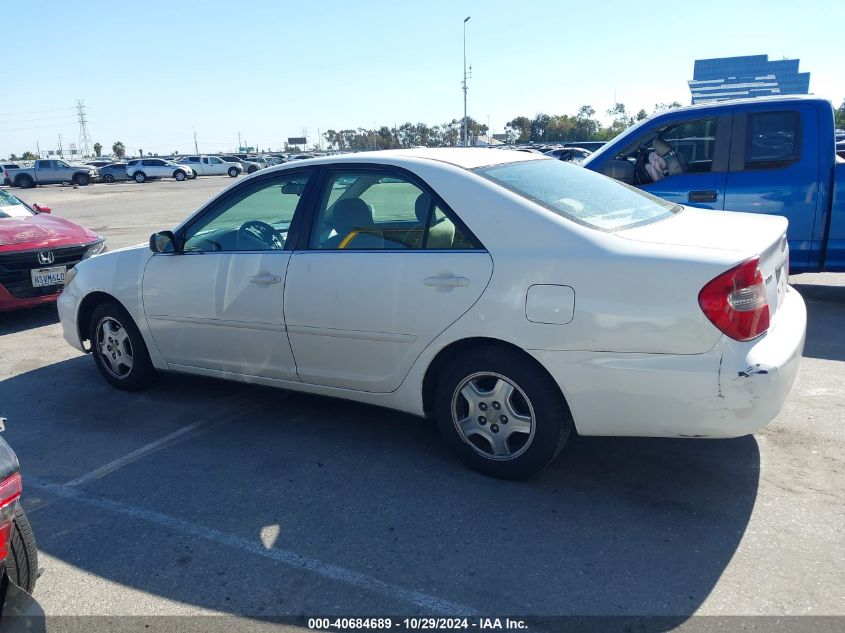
top-left (0, 472), bottom-right (21, 560)
top-left (698, 257), bottom-right (770, 342)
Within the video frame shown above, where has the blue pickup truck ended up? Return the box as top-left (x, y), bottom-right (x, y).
top-left (582, 96), bottom-right (844, 273)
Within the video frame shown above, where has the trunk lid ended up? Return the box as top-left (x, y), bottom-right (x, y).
top-left (619, 207), bottom-right (789, 319)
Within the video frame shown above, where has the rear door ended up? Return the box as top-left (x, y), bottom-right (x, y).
top-left (284, 165), bottom-right (493, 393)
top-left (723, 105), bottom-right (820, 272)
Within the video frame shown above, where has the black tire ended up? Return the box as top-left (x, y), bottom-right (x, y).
top-left (5, 505), bottom-right (38, 594)
top-left (133, 171), bottom-right (146, 183)
top-left (89, 300), bottom-right (157, 391)
top-left (247, 165), bottom-right (258, 174)
top-left (103, 174), bottom-right (115, 184)
top-left (433, 345), bottom-right (572, 479)
top-left (15, 175), bottom-right (34, 189)
top-left (74, 173), bottom-right (91, 186)
top-left (227, 167), bottom-right (239, 178)
top-left (191, 169), bottom-right (197, 178)
top-left (174, 170), bottom-right (187, 181)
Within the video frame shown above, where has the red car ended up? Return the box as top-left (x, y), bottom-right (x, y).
top-left (0, 189), bottom-right (105, 312)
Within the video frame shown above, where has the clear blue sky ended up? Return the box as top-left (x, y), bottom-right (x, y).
top-left (2, 0), bottom-right (842, 157)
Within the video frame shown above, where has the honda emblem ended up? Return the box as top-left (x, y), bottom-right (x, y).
top-left (37, 251), bottom-right (55, 265)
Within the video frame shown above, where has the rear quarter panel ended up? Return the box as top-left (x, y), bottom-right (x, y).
top-left (824, 161), bottom-right (845, 271)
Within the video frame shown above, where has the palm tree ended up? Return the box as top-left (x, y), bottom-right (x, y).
top-left (112, 142), bottom-right (126, 159)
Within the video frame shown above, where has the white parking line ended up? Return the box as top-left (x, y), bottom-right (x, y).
top-left (66, 390), bottom-right (267, 486)
top-left (29, 477), bottom-right (477, 615)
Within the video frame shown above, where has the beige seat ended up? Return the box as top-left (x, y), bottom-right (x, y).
top-left (323, 198), bottom-right (384, 249)
top-left (414, 193), bottom-right (455, 249)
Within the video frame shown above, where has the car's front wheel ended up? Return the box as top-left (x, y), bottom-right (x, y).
top-left (103, 174), bottom-right (115, 183)
top-left (174, 170), bottom-right (187, 181)
top-left (74, 173), bottom-right (91, 186)
top-left (89, 301), bottom-right (157, 391)
top-left (227, 167), bottom-right (239, 178)
top-left (133, 172), bottom-right (146, 183)
top-left (434, 346), bottom-right (572, 479)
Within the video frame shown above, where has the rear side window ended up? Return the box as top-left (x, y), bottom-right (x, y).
top-left (745, 111), bottom-right (801, 169)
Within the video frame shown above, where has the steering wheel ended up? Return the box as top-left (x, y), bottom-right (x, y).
top-left (236, 220), bottom-right (284, 250)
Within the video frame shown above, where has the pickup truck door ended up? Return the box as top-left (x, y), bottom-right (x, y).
top-left (639, 114), bottom-right (732, 210)
top-left (723, 105), bottom-right (820, 272)
top-left (35, 160), bottom-right (57, 183)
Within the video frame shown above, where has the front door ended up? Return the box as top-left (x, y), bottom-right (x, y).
top-left (142, 170), bottom-right (313, 379)
top-left (284, 167), bottom-right (493, 393)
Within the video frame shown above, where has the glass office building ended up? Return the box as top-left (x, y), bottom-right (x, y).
top-left (688, 55), bottom-right (810, 104)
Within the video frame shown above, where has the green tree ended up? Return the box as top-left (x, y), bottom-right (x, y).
top-left (138, 149), bottom-right (144, 157)
top-left (112, 141), bottom-right (126, 159)
top-left (505, 116), bottom-right (531, 143)
top-left (93, 143), bottom-right (102, 157)
top-left (635, 109), bottom-right (648, 121)
top-left (835, 99), bottom-right (845, 129)
top-left (9, 154), bottom-right (18, 161)
top-left (21, 151), bottom-right (37, 160)
top-left (572, 105), bottom-right (600, 141)
top-left (653, 101), bottom-right (682, 112)
top-left (530, 113), bottom-right (551, 142)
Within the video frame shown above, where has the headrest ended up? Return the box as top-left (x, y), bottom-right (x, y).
top-left (415, 193), bottom-right (433, 223)
top-left (332, 198), bottom-right (374, 234)
top-left (653, 138), bottom-right (673, 156)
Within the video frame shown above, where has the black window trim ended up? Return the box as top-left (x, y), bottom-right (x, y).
top-left (173, 167), bottom-right (317, 253)
top-left (294, 163), bottom-right (486, 253)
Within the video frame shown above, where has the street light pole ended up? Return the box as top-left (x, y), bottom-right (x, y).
top-left (462, 16), bottom-right (471, 147)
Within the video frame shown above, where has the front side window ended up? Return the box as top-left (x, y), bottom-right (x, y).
top-left (309, 170), bottom-right (477, 250)
top-left (745, 111), bottom-right (801, 168)
top-left (182, 172), bottom-right (311, 252)
top-left (210, 157), bottom-right (222, 164)
top-left (475, 159), bottom-right (680, 232)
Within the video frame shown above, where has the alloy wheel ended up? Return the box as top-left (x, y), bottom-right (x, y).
top-left (96, 316), bottom-right (134, 379)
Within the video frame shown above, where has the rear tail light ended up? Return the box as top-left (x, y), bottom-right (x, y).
top-left (0, 472), bottom-right (22, 560)
top-left (698, 257), bottom-right (770, 342)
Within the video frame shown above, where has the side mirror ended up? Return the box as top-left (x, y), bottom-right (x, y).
top-left (600, 159), bottom-right (635, 185)
top-left (149, 230), bottom-right (176, 253)
top-left (32, 203), bottom-right (52, 214)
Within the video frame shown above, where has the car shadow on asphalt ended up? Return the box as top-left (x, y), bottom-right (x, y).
top-left (2, 356), bottom-right (760, 625)
top-left (0, 305), bottom-right (59, 336)
top-left (792, 282), bottom-right (845, 362)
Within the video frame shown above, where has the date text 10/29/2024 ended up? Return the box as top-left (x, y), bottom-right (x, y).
top-left (308, 618), bottom-right (528, 631)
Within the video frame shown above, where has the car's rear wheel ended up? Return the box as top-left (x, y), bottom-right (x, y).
top-left (89, 301), bottom-right (156, 391)
top-left (227, 167), bottom-right (239, 178)
top-left (434, 345), bottom-right (572, 479)
top-left (103, 174), bottom-right (115, 183)
top-left (5, 504), bottom-right (38, 594)
top-left (174, 170), bottom-right (186, 181)
top-left (15, 175), bottom-right (34, 189)
top-left (133, 172), bottom-right (146, 183)
top-left (247, 166), bottom-right (258, 174)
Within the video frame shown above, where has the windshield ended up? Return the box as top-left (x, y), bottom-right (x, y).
top-left (0, 190), bottom-right (34, 218)
top-left (474, 159), bottom-right (680, 231)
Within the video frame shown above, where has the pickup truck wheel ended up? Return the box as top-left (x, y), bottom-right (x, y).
top-left (74, 174), bottom-right (91, 186)
top-left (15, 175), bottom-right (34, 189)
top-left (134, 172), bottom-right (147, 183)
top-left (228, 167), bottom-right (239, 178)
top-left (174, 170), bottom-right (187, 181)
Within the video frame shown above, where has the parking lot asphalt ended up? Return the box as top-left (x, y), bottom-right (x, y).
top-left (0, 179), bottom-right (843, 622)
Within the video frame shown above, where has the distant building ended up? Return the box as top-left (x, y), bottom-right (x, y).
top-left (688, 55), bottom-right (810, 104)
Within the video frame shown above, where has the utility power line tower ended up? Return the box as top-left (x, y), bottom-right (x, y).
top-left (76, 100), bottom-right (93, 158)
top-left (462, 16), bottom-right (472, 147)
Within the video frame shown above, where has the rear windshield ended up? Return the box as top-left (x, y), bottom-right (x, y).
top-left (474, 159), bottom-right (680, 231)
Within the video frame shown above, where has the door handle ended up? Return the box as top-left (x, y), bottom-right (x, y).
top-left (424, 275), bottom-right (469, 288)
top-left (249, 274), bottom-right (282, 285)
top-left (688, 190), bottom-right (718, 203)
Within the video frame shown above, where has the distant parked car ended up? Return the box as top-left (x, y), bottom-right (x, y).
top-left (0, 188), bottom-right (105, 312)
top-left (126, 159), bottom-right (193, 183)
top-left (563, 141), bottom-right (607, 152)
top-left (178, 155), bottom-right (242, 177)
top-left (85, 160), bottom-right (113, 168)
top-left (98, 163), bottom-right (130, 183)
top-left (836, 139), bottom-right (845, 160)
top-left (220, 155), bottom-right (261, 174)
top-left (6, 159), bottom-right (98, 188)
top-left (544, 147), bottom-right (593, 163)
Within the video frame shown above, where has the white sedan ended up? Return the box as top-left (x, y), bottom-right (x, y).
top-left (58, 148), bottom-right (806, 479)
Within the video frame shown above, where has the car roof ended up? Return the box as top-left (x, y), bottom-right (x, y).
top-left (285, 147), bottom-right (547, 170)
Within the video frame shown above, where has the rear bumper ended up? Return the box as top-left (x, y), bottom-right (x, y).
top-left (530, 286), bottom-right (806, 438)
